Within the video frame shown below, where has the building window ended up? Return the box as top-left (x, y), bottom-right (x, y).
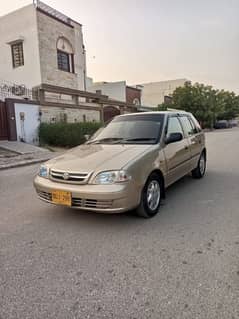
top-left (11, 42), bottom-right (24, 68)
top-left (60, 112), bottom-right (68, 123)
top-left (133, 98), bottom-right (140, 106)
top-left (56, 37), bottom-right (74, 73)
top-left (57, 50), bottom-right (70, 72)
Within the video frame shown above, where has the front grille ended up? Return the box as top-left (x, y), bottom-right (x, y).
top-left (37, 190), bottom-right (113, 210)
top-left (50, 169), bottom-right (91, 184)
top-left (37, 190), bottom-right (52, 201)
top-left (72, 198), bottom-right (113, 209)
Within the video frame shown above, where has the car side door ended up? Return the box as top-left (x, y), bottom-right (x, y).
top-left (163, 115), bottom-right (191, 187)
top-left (179, 115), bottom-right (204, 169)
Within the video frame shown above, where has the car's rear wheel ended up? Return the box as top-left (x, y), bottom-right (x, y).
top-left (192, 151), bottom-right (206, 179)
top-left (136, 173), bottom-right (162, 218)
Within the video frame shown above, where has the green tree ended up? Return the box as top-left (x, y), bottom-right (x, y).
top-left (170, 82), bottom-right (239, 128)
top-left (157, 103), bottom-right (168, 111)
top-left (217, 91), bottom-right (239, 120)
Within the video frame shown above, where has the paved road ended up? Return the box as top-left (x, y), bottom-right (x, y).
top-left (0, 129), bottom-right (239, 319)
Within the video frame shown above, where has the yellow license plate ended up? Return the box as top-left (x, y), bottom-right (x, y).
top-left (52, 190), bottom-right (72, 206)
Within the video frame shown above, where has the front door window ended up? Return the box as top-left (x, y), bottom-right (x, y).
top-left (166, 116), bottom-right (184, 138)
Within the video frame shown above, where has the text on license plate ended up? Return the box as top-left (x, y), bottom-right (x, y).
top-left (52, 190), bottom-right (72, 206)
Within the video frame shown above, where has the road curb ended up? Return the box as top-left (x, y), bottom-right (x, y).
top-left (0, 157), bottom-right (51, 170)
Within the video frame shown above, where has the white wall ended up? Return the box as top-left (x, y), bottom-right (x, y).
top-left (87, 81), bottom-right (126, 102)
top-left (0, 4), bottom-right (41, 88)
top-left (140, 79), bottom-right (188, 107)
top-left (14, 103), bottom-right (40, 145)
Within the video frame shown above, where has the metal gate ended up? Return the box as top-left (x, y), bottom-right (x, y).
top-left (0, 101), bottom-right (8, 140)
top-left (103, 106), bottom-right (120, 123)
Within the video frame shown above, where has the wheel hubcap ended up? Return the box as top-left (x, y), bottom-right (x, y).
top-left (147, 180), bottom-right (160, 211)
top-left (199, 156), bottom-right (205, 175)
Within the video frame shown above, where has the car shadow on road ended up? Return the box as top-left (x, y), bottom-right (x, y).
top-left (42, 172), bottom-right (215, 230)
top-left (41, 167), bottom-right (239, 232)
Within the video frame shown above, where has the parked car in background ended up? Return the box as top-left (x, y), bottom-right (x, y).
top-left (214, 120), bottom-right (230, 129)
top-left (228, 119), bottom-right (238, 127)
top-left (34, 111), bottom-right (206, 218)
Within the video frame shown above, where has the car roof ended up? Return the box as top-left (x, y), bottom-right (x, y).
top-left (118, 111), bottom-right (191, 118)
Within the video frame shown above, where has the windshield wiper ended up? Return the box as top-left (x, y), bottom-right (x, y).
top-left (109, 137), bottom-right (157, 144)
top-left (124, 138), bottom-right (157, 142)
top-left (88, 137), bottom-right (157, 145)
top-left (87, 137), bottom-right (123, 145)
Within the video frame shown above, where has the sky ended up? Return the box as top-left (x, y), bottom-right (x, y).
top-left (0, 0), bottom-right (239, 93)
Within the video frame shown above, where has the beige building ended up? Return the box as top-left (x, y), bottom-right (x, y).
top-left (0, 1), bottom-right (86, 91)
top-left (0, 2), bottom-right (139, 144)
top-left (87, 80), bottom-right (142, 106)
top-left (87, 81), bottom-right (127, 102)
top-left (137, 79), bottom-right (188, 108)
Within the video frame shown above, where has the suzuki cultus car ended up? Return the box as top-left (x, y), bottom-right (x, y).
top-left (34, 111), bottom-right (206, 218)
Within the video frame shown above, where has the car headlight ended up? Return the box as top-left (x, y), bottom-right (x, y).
top-left (38, 165), bottom-right (49, 178)
top-left (92, 170), bottom-right (131, 185)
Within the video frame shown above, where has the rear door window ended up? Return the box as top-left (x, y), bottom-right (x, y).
top-left (180, 116), bottom-right (195, 136)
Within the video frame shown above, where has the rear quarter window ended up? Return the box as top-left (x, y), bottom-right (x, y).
top-left (189, 115), bottom-right (202, 133)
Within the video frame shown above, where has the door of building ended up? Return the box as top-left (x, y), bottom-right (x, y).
top-left (0, 101), bottom-right (8, 140)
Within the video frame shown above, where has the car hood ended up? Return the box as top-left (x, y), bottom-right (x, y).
top-left (46, 144), bottom-right (152, 172)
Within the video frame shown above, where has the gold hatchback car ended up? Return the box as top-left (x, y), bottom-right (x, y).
top-left (34, 111), bottom-right (206, 218)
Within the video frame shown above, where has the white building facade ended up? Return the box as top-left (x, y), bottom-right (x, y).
top-left (0, 1), bottom-right (86, 91)
top-left (138, 79), bottom-right (188, 108)
top-left (87, 81), bottom-right (127, 102)
top-left (87, 81), bottom-right (142, 106)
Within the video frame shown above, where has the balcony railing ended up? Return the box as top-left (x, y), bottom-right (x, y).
top-left (0, 80), bottom-right (32, 101)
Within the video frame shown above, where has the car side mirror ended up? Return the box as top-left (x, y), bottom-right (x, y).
top-left (165, 132), bottom-right (183, 145)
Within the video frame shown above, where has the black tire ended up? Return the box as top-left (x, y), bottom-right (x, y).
top-left (136, 173), bottom-right (162, 218)
top-left (192, 151), bottom-right (206, 179)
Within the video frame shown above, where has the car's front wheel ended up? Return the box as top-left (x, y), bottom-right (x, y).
top-left (136, 173), bottom-right (162, 218)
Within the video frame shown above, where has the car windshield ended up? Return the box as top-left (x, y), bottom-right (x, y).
top-left (88, 114), bottom-right (165, 144)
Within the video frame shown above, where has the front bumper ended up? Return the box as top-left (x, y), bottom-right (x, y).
top-left (33, 176), bottom-right (140, 213)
